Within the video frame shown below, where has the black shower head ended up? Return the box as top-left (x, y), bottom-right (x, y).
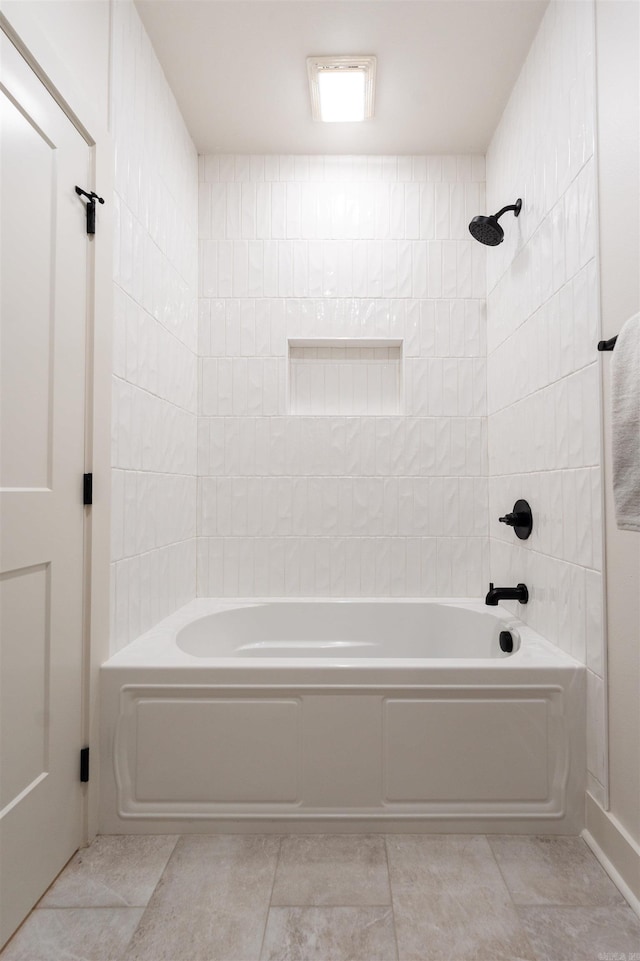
top-left (468, 215), bottom-right (505, 246)
top-left (468, 198), bottom-right (522, 246)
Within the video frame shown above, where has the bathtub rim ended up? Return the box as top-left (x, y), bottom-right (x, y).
top-left (103, 596), bottom-right (583, 672)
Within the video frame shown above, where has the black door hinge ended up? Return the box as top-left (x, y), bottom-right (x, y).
top-left (80, 747), bottom-right (90, 783)
top-left (83, 473), bottom-right (93, 506)
top-left (75, 186), bottom-right (105, 235)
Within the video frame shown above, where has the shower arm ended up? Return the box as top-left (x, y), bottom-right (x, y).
top-left (493, 199), bottom-right (522, 221)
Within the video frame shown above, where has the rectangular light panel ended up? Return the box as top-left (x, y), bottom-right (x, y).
top-left (307, 56), bottom-right (376, 123)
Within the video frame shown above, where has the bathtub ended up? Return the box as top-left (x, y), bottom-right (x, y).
top-left (100, 598), bottom-right (585, 834)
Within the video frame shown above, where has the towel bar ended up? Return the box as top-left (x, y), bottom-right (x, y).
top-left (597, 336), bottom-right (618, 351)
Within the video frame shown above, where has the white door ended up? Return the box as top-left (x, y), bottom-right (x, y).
top-left (0, 30), bottom-right (90, 947)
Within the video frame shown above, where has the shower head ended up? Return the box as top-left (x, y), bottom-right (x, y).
top-left (468, 198), bottom-right (522, 246)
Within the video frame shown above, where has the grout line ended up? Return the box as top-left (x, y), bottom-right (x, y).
top-left (115, 834), bottom-right (184, 959)
top-left (114, 205), bottom-right (197, 294)
top-left (484, 167), bottom-right (596, 295)
top-left (486, 251), bottom-right (598, 355)
top-left (113, 536), bottom-right (196, 565)
top-left (384, 836), bottom-right (401, 961)
top-left (33, 904), bottom-right (141, 910)
top-left (486, 362), bottom-right (600, 419)
top-left (116, 285), bottom-right (200, 360)
top-left (485, 834), bottom-right (538, 960)
top-left (264, 902), bottom-right (394, 908)
top-left (112, 373), bottom-right (198, 418)
top-left (193, 534), bottom-right (491, 539)
top-left (114, 468), bottom-right (197, 478)
top-left (514, 898), bottom-right (635, 912)
top-left (258, 834), bottom-right (283, 960)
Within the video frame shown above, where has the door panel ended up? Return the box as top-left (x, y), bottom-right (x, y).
top-left (0, 564), bottom-right (50, 811)
top-left (0, 87), bottom-right (54, 489)
top-left (0, 30), bottom-right (90, 947)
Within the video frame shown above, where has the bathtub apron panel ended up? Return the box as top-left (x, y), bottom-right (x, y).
top-left (100, 599), bottom-right (586, 834)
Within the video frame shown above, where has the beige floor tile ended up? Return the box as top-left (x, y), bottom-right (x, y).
top-left (387, 834), bottom-right (534, 961)
top-left (0, 908), bottom-right (144, 961)
top-left (519, 904), bottom-right (640, 961)
top-left (488, 836), bottom-right (625, 906)
top-left (39, 835), bottom-right (179, 908)
top-left (261, 906), bottom-right (397, 961)
top-left (270, 835), bottom-right (391, 906)
top-left (123, 834), bottom-right (280, 961)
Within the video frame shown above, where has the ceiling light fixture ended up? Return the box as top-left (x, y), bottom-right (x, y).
top-left (307, 56), bottom-right (376, 123)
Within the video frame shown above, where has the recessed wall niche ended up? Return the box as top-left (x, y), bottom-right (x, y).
top-left (288, 338), bottom-right (403, 415)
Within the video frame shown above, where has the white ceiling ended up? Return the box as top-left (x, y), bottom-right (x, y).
top-left (135, 0), bottom-right (548, 155)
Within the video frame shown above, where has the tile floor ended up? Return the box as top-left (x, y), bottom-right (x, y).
top-left (2, 834), bottom-right (639, 961)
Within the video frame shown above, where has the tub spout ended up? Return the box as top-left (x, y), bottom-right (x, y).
top-left (485, 582), bottom-right (529, 605)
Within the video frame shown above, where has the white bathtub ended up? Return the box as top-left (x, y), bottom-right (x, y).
top-left (100, 598), bottom-right (586, 834)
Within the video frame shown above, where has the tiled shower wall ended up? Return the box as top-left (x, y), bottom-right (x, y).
top-left (485, 0), bottom-right (605, 799)
top-left (197, 155), bottom-right (490, 596)
top-left (110, 0), bottom-right (199, 653)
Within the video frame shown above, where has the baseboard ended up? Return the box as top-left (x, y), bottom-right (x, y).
top-left (583, 792), bottom-right (640, 919)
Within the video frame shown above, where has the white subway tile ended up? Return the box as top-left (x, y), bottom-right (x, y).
top-left (286, 182), bottom-right (301, 239)
top-left (427, 241), bottom-right (442, 297)
top-left (271, 182), bottom-right (286, 238)
top-left (225, 183), bottom-right (241, 239)
top-left (263, 241), bottom-right (279, 295)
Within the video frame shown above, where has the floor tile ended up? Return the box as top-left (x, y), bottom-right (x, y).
top-left (519, 904), bottom-right (640, 961)
top-left (0, 908), bottom-right (144, 961)
top-left (123, 834), bottom-right (280, 961)
top-left (39, 835), bottom-right (179, 908)
top-left (488, 836), bottom-right (625, 906)
top-left (270, 835), bottom-right (390, 906)
top-left (387, 835), bottom-right (534, 961)
top-left (261, 906), bottom-right (397, 961)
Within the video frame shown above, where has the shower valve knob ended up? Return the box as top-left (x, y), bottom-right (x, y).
top-left (498, 499), bottom-right (533, 540)
top-left (499, 512), bottom-right (523, 526)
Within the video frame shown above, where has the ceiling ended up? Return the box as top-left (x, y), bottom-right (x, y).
top-left (135, 0), bottom-right (548, 155)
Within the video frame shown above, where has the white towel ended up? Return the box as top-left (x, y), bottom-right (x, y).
top-left (612, 312), bottom-right (640, 531)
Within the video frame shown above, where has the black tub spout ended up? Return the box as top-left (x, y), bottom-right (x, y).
top-left (485, 582), bottom-right (529, 606)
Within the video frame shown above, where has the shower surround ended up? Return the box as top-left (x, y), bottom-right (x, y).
top-left (197, 154), bottom-right (490, 597)
top-left (110, 0), bottom-right (199, 654)
top-left (485, 0), bottom-right (605, 805)
top-left (108, 0), bottom-right (604, 813)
